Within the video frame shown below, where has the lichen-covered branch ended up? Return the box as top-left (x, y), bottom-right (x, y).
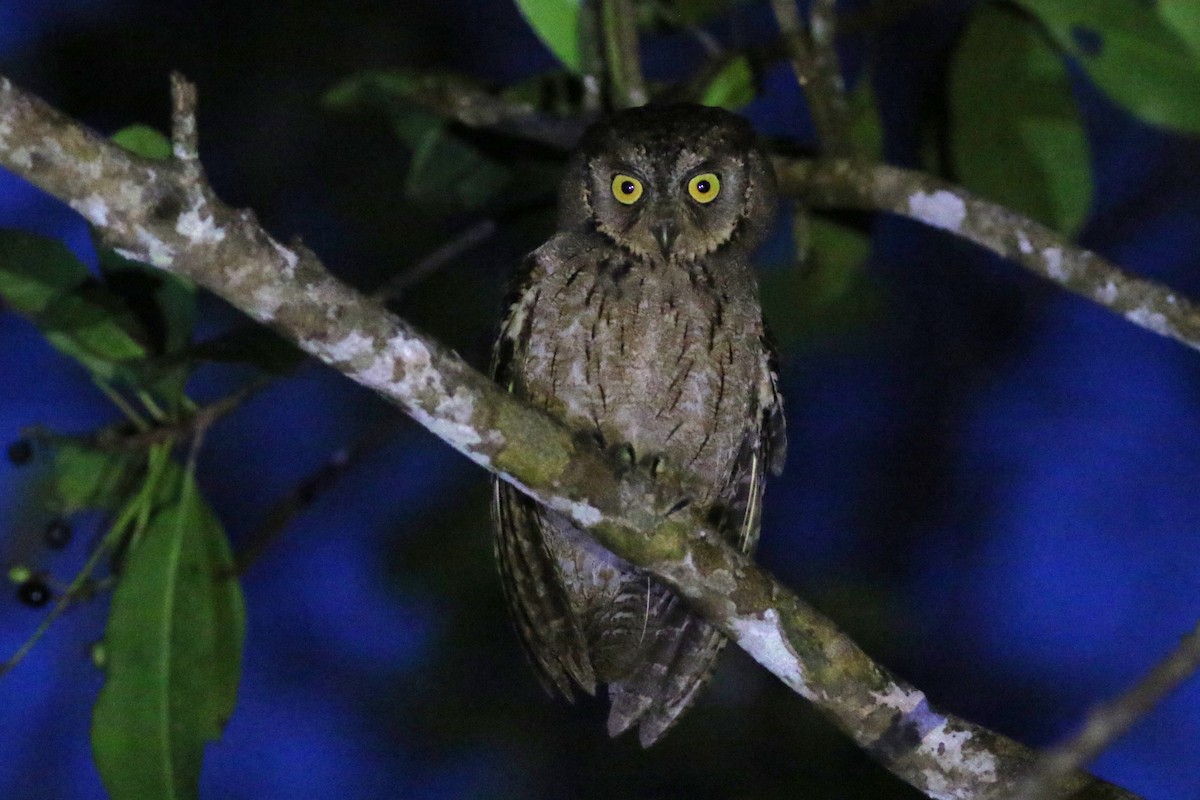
top-left (0, 74), bottom-right (1139, 800)
top-left (775, 158), bottom-right (1200, 352)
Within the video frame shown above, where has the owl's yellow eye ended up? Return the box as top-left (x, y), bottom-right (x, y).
top-left (687, 173), bottom-right (721, 204)
top-left (611, 174), bottom-right (644, 205)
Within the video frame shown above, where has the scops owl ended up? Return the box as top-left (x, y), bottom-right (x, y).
top-left (491, 103), bottom-right (786, 746)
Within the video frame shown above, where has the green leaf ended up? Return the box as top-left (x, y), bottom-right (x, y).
top-left (187, 324), bottom-right (305, 375)
top-left (98, 246), bottom-right (196, 357)
top-left (39, 283), bottom-right (148, 383)
top-left (323, 72), bottom-right (513, 212)
top-left (847, 80), bottom-right (884, 160)
top-left (1016, 0), bottom-right (1200, 133)
top-left (700, 57), bottom-right (754, 110)
top-left (950, 4), bottom-right (1091, 232)
top-left (53, 443), bottom-right (138, 513)
top-left (403, 115), bottom-right (513, 212)
top-left (762, 215), bottom-right (878, 347)
top-left (513, 0), bottom-right (584, 72)
top-left (92, 468), bottom-right (245, 800)
top-left (0, 230), bottom-right (90, 316)
top-left (111, 125), bottom-right (173, 160)
top-left (1160, 1), bottom-right (1200, 56)
top-left (0, 230), bottom-right (151, 383)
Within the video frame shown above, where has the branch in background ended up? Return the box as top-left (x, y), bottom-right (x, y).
top-left (769, 0), bottom-right (853, 154)
top-left (378, 72), bottom-right (585, 149)
top-left (602, 0), bottom-right (649, 108)
top-left (231, 418), bottom-right (401, 575)
top-left (21, 375), bottom-right (272, 454)
top-left (1017, 621), bottom-right (1200, 800)
top-left (775, 158), bottom-right (1200, 351)
top-left (372, 218), bottom-right (498, 303)
top-left (0, 74), bottom-right (1147, 800)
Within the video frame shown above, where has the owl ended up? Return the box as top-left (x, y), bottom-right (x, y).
top-left (491, 103), bottom-right (786, 746)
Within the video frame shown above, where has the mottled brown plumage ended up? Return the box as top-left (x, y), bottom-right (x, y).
top-left (491, 104), bottom-right (785, 745)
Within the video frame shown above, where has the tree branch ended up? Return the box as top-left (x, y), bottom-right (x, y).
top-left (602, 0), bottom-right (649, 108)
top-left (775, 158), bottom-right (1200, 352)
top-left (347, 71), bottom-right (585, 149)
top-left (0, 74), bottom-right (1143, 800)
top-left (1017, 621), bottom-right (1200, 800)
top-left (769, 0), bottom-right (853, 154)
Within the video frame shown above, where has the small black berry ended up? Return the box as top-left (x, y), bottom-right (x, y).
top-left (6, 439), bottom-right (33, 466)
top-left (18, 579), bottom-right (51, 608)
top-left (43, 519), bottom-right (72, 550)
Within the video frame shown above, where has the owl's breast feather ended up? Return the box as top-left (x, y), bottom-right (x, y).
top-left (519, 239), bottom-right (763, 500)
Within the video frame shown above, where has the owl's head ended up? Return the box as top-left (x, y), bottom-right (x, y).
top-left (559, 104), bottom-right (777, 263)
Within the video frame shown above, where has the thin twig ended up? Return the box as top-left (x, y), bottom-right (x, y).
top-left (23, 376), bottom-right (273, 454)
top-left (1015, 621), bottom-right (1200, 800)
top-left (344, 72), bottom-right (585, 149)
top-left (230, 418), bottom-right (400, 575)
top-left (169, 72), bottom-right (200, 177)
top-left (579, 0), bottom-right (607, 114)
top-left (372, 219), bottom-right (498, 302)
top-left (648, 0), bottom-right (725, 57)
top-left (602, 0), bottom-right (649, 108)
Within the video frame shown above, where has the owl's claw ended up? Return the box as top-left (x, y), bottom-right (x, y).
top-left (613, 442), bottom-right (637, 471)
top-left (663, 497), bottom-right (691, 517)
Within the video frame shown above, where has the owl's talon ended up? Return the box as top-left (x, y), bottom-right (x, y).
top-left (612, 442), bottom-right (637, 471)
top-left (645, 454), bottom-right (663, 477)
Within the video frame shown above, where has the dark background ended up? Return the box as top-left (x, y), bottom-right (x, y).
top-left (2, 1), bottom-right (1199, 798)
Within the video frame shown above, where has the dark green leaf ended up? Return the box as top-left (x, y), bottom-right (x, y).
top-left (847, 81), bottom-right (884, 160)
top-left (700, 57), bottom-right (754, 110)
top-left (53, 443), bottom-right (138, 513)
top-left (0, 230), bottom-right (90, 316)
top-left (187, 324), bottom-right (305, 374)
top-left (950, 4), bottom-right (1091, 232)
top-left (0, 230), bottom-right (152, 383)
top-left (98, 246), bottom-right (196, 357)
top-left (39, 283), bottom-right (148, 383)
top-left (404, 117), bottom-right (512, 212)
top-left (513, 0), bottom-right (584, 72)
top-left (658, 0), bottom-right (729, 25)
top-left (1016, 0), bottom-right (1200, 133)
top-left (111, 125), bottom-right (173, 160)
top-left (762, 216), bottom-right (878, 347)
top-left (92, 468), bottom-right (244, 800)
top-left (1161, 1), bottom-right (1200, 56)
top-left (323, 72), bottom-right (513, 212)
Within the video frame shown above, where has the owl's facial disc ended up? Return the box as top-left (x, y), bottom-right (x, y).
top-left (589, 158), bottom-right (745, 263)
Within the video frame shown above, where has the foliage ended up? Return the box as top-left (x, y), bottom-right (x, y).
top-left (949, 3), bottom-right (1091, 233)
top-left (0, 123), bottom-right (300, 799)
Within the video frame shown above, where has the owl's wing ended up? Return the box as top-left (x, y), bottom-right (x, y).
top-left (490, 253), bottom-right (597, 699)
top-left (491, 482), bottom-right (597, 697)
top-left (608, 336), bottom-right (787, 746)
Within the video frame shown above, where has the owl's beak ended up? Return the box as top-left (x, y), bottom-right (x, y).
top-left (653, 222), bottom-right (679, 258)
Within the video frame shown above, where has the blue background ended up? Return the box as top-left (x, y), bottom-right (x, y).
top-left (2, 1), bottom-right (1199, 798)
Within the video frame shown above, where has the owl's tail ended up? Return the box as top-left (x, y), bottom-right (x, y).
top-left (602, 580), bottom-right (727, 747)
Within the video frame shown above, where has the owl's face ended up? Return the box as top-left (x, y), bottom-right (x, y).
top-left (559, 104), bottom-right (777, 264)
